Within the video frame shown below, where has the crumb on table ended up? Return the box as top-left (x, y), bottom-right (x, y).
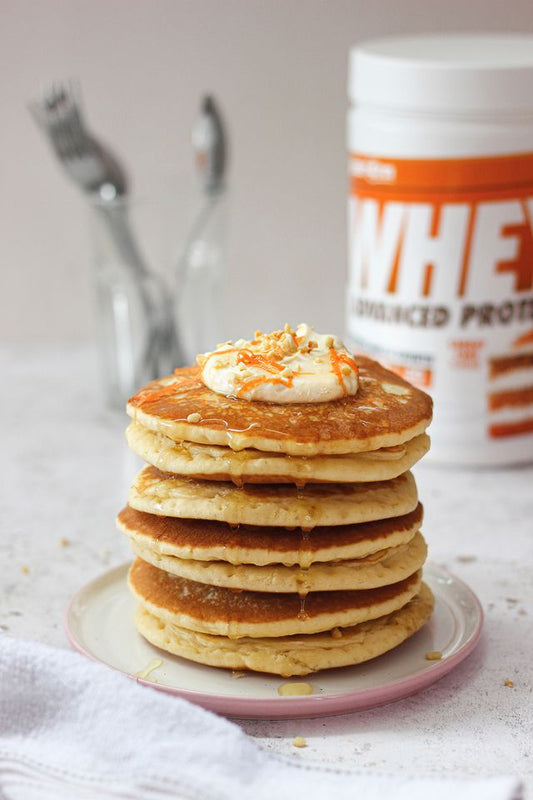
top-left (425, 650), bottom-right (443, 661)
top-left (292, 736), bottom-right (307, 748)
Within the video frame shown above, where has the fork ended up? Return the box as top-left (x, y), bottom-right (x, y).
top-left (30, 81), bottom-right (181, 395)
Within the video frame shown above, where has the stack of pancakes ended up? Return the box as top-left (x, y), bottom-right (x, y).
top-left (117, 355), bottom-right (434, 677)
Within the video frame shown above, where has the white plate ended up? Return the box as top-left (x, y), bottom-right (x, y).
top-left (66, 562), bottom-right (483, 719)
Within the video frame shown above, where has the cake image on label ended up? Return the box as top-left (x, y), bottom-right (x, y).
top-left (118, 324), bottom-right (434, 677)
top-left (488, 329), bottom-right (533, 439)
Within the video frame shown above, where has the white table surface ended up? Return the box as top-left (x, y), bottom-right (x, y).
top-left (1, 343), bottom-right (532, 794)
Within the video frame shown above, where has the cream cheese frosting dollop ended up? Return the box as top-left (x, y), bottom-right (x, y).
top-left (197, 323), bottom-right (359, 403)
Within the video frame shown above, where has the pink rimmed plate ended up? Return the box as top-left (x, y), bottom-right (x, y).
top-left (65, 562), bottom-right (483, 719)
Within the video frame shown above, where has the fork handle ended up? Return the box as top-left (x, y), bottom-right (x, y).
top-left (94, 202), bottom-right (150, 278)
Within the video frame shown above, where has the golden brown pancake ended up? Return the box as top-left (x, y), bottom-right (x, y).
top-left (125, 422), bottom-right (430, 484)
top-left (128, 557), bottom-right (423, 638)
top-left (128, 467), bottom-right (418, 527)
top-left (129, 531), bottom-right (427, 594)
top-left (117, 503), bottom-right (423, 566)
top-left (126, 356), bottom-right (433, 456)
top-left (134, 582), bottom-right (434, 676)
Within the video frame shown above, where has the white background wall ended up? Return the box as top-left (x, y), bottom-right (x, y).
top-left (2, 0), bottom-right (533, 345)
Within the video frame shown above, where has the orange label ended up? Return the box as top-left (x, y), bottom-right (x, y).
top-left (347, 151), bottom-right (533, 453)
top-left (350, 152), bottom-right (533, 196)
top-left (349, 152), bottom-right (533, 298)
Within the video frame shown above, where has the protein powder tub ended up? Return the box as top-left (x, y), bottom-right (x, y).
top-left (347, 33), bottom-right (533, 466)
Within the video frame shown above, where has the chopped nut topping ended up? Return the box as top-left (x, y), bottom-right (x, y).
top-left (330, 628), bottom-right (343, 639)
top-left (199, 324), bottom-right (359, 402)
top-left (292, 736), bottom-right (307, 748)
top-left (186, 413), bottom-right (201, 423)
top-left (425, 650), bottom-right (443, 661)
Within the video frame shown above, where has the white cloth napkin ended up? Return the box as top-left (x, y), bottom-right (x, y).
top-left (0, 635), bottom-right (522, 800)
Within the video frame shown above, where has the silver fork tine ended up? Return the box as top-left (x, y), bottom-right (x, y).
top-left (31, 80), bottom-right (129, 195)
top-left (49, 84), bottom-right (85, 160)
top-left (30, 80), bottom-right (85, 161)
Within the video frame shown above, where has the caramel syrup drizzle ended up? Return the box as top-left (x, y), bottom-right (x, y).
top-left (131, 381), bottom-right (184, 409)
top-left (208, 340), bottom-right (359, 399)
top-left (133, 335), bottom-right (360, 411)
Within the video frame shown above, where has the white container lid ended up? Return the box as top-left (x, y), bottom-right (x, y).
top-left (349, 33), bottom-right (533, 114)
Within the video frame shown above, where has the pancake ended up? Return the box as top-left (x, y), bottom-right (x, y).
top-left (117, 504), bottom-right (423, 567)
top-left (128, 557), bottom-right (423, 638)
top-left (128, 467), bottom-right (418, 528)
top-left (129, 531), bottom-right (427, 594)
top-left (133, 582), bottom-right (434, 676)
top-left (125, 422), bottom-right (430, 484)
top-left (126, 356), bottom-right (433, 456)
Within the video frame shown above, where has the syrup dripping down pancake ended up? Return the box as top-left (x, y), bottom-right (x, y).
top-left (117, 503), bottom-right (423, 567)
top-left (127, 356), bottom-right (432, 456)
top-left (133, 582), bottom-right (434, 676)
top-left (126, 422), bottom-right (430, 484)
top-left (128, 467), bottom-right (418, 528)
top-left (128, 531), bottom-right (428, 594)
top-left (128, 558), bottom-right (423, 638)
